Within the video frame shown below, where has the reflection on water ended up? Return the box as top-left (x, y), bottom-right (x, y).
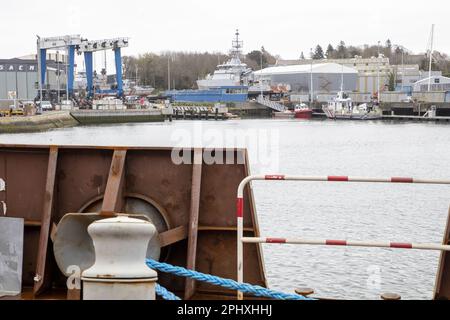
top-left (1, 119), bottom-right (450, 299)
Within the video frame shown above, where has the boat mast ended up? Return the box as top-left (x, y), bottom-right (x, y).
top-left (310, 48), bottom-right (313, 104)
top-left (428, 24), bottom-right (435, 92)
top-left (232, 29), bottom-right (243, 61)
top-left (377, 41), bottom-right (381, 95)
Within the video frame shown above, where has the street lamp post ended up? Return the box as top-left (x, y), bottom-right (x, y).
top-left (260, 47), bottom-right (264, 99)
top-left (310, 48), bottom-right (314, 104)
top-left (377, 41), bottom-right (381, 95)
top-left (37, 35), bottom-right (43, 114)
top-left (57, 51), bottom-right (60, 104)
top-left (65, 42), bottom-right (69, 107)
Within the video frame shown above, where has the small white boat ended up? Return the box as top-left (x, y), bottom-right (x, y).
top-left (322, 91), bottom-right (382, 120)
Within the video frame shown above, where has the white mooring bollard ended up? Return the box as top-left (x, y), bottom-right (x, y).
top-left (81, 216), bottom-right (158, 300)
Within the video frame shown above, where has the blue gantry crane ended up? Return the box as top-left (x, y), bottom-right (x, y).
top-left (36, 35), bottom-right (129, 103)
top-left (78, 38), bottom-right (129, 98)
top-left (36, 35), bottom-right (82, 104)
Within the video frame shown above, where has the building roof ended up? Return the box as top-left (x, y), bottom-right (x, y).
top-left (414, 75), bottom-right (450, 85)
top-left (0, 58), bottom-right (36, 64)
top-left (254, 63), bottom-right (358, 76)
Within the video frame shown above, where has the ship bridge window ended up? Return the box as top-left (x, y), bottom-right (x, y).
top-left (225, 88), bottom-right (246, 94)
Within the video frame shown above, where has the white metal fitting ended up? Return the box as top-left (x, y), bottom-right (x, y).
top-left (81, 216), bottom-right (158, 300)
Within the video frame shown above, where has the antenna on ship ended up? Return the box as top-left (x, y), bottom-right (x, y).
top-left (232, 29), bottom-right (243, 60)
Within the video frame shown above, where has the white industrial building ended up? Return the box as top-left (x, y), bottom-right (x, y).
top-left (277, 56), bottom-right (389, 93)
top-left (253, 63), bottom-right (358, 94)
top-left (275, 56), bottom-right (444, 94)
top-left (413, 75), bottom-right (450, 92)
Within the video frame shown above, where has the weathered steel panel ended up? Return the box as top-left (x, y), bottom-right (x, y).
top-left (55, 148), bottom-right (113, 220)
top-left (0, 148), bottom-right (48, 221)
top-left (126, 149), bottom-right (193, 227)
top-left (0, 217), bottom-right (24, 297)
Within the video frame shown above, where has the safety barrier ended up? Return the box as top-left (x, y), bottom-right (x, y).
top-left (236, 174), bottom-right (450, 300)
top-left (257, 95), bottom-right (286, 112)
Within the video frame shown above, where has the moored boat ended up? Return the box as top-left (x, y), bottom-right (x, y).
top-left (322, 91), bottom-right (382, 120)
top-left (294, 103), bottom-right (313, 119)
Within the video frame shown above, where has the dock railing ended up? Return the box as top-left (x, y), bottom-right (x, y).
top-left (257, 95), bottom-right (286, 112)
top-left (236, 174), bottom-right (450, 300)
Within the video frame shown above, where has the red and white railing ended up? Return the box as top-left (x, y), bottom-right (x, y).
top-left (236, 174), bottom-right (450, 300)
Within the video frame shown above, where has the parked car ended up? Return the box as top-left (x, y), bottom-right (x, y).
top-left (38, 101), bottom-right (53, 111)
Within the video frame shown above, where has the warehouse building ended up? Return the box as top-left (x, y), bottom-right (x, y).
top-left (277, 56), bottom-right (390, 93)
top-left (253, 63), bottom-right (358, 94)
top-left (276, 56), bottom-right (444, 95)
top-left (0, 54), bottom-right (66, 101)
top-left (413, 75), bottom-right (450, 92)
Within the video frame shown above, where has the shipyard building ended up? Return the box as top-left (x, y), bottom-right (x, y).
top-left (276, 56), bottom-right (443, 94)
top-left (0, 53), bottom-right (67, 101)
top-left (253, 63), bottom-right (358, 93)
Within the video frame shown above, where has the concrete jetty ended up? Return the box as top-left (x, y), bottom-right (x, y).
top-left (0, 111), bottom-right (78, 134)
top-left (70, 109), bottom-right (166, 125)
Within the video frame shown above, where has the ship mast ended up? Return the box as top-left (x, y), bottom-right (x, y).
top-left (231, 29), bottom-right (243, 61)
top-left (428, 24), bottom-right (435, 92)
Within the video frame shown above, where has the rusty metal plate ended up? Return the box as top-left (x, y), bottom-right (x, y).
top-left (0, 145), bottom-right (266, 299)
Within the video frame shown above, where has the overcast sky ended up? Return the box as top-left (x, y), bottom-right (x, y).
top-left (1, 0), bottom-right (448, 62)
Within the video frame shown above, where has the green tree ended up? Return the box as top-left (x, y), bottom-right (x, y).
top-left (384, 39), bottom-right (393, 58)
top-left (246, 50), bottom-right (268, 68)
top-left (385, 39), bottom-right (392, 50)
top-left (300, 51), bottom-right (305, 60)
top-left (313, 45), bottom-right (325, 60)
top-left (326, 44), bottom-right (335, 59)
top-left (337, 41), bottom-right (348, 58)
top-left (388, 72), bottom-right (396, 91)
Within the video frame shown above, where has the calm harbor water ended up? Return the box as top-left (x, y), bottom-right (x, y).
top-left (1, 119), bottom-right (450, 300)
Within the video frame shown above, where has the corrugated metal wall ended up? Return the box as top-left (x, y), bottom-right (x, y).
top-left (27, 72), bottom-right (37, 99)
top-left (0, 73), bottom-right (6, 99)
top-left (0, 71), bottom-right (37, 100)
top-left (268, 73), bottom-right (358, 93)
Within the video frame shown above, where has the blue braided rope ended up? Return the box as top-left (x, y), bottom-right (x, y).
top-left (156, 283), bottom-right (181, 300)
top-left (147, 259), bottom-right (313, 301)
